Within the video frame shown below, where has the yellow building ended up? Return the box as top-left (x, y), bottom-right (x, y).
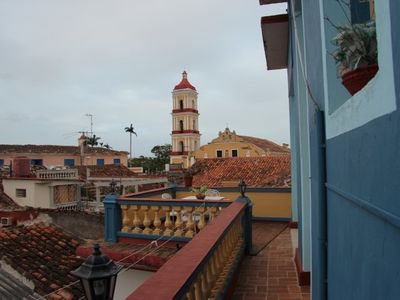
top-left (194, 127), bottom-right (289, 159)
top-left (170, 71), bottom-right (201, 168)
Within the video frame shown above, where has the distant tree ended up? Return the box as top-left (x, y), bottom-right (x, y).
top-left (129, 144), bottom-right (171, 172)
top-left (125, 123), bottom-right (137, 159)
top-left (151, 144), bottom-right (172, 164)
top-left (103, 143), bottom-right (112, 149)
top-left (86, 134), bottom-right (101, 147)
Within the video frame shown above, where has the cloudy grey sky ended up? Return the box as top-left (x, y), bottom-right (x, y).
top-left (0, 1), bottom-right (288, 156)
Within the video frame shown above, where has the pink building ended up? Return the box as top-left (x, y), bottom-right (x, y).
top-left (0, 137), bottom-right (128, 168)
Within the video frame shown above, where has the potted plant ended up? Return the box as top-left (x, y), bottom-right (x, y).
top-left (331, 20), bottom-right (378, 95)
top-left (191, 186), bottom-right (208, 200)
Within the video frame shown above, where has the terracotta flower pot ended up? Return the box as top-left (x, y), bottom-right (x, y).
top-left (341, 64), bottom-right (379, 95)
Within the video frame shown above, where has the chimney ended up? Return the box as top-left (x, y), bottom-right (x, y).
top-left (78, 133), bottom-right (87, 165)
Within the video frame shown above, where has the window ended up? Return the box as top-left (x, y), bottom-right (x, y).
top-left (16, 189), bottom-right (26, 198)
top-left (179, 100), bottom-right (184, 111)
top-left (0, 159), bottom-right (4, 167)
top-left (231, 150), bottom-right (238, 157)
top-left (179, 120), bottom-right (184, 131)
top-left (31, 159), bottom-right (43, 166)
top-left (180, 141), bottom-right (184, 153)
top-left (97, 159), bottom-right (105, 166)
top-left (350, 0), bottom-right (372, 24)
top-left (113, 159), bottom-right (121, 165)
top-left (216, 150), bottom-right (223, 158)
top-left (64, 159), bottom-right (75, 167)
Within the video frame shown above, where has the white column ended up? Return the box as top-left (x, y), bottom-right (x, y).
top-left (96, 186), bottom-right (101, 203)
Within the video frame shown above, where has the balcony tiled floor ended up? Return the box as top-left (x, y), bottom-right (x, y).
top-left (233, 223), bottom-right (310, 300)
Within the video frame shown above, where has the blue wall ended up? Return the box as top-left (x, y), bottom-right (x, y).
top-left (285, 0), bottom-right (400, 299)
top-left (326, 109), bottom-right (400, 298)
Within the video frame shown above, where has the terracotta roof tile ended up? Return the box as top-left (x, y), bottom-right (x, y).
top-left (238, 135), bottom-right (290, 154)
top-left (174, 71), bottom-right (196, 91)
top-left (76, 164), bottom-right (137, 179)
top-left (0, 144), bottom-right (128, 155)
top-left (0, 223), bottom-right (84, 299)
top-left (190, 156), bottom-right (291, 188)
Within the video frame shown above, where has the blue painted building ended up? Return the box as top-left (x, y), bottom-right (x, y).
top-left (261, 0), bottom-right (399, 299)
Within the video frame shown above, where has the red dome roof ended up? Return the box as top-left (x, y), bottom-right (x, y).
top-left (174, 71), bottom-right (196, 91)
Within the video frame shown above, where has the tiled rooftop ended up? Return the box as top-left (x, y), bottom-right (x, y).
top-left (0, 189), bottom-right (21, 210)
top-left (0, 223), bottom-right (83, 299)
top-left (234, 224), bottom-right (310, 300)
top-left (239, 135), bottom-right (290, 154)
top-left (0, 144), bottom-right (127, 155)
top-left (191, 156), bottom-right (291, 188)
top-left (76, 164), bottom-right (136, 179)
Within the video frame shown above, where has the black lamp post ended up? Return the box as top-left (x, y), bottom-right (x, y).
top-left (239, 179), bottom-right (247, 197)
top-left (71, 244), bottom-right (121, 300)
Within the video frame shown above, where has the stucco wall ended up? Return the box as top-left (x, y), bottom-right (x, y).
top-left (194, 142), bottom-right (266, 159)
top-left (0, 153), bottom-right (128, 167)
top-left (3, 180), bottom-right (40, 207)
top-left (176, 190), bottom-right (291, 219)
top-left (48, 211), bottom-right (104, 240)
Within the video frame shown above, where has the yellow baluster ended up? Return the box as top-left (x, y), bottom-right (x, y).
top-left (152, 206), bottom-right (162, 235)
top-left (208, 207), bottom-right (218, 221)
top-left (173, 206), bottom-right (183, 236)
top-left (184, 206), bottom-right (195, 238)
top-left (186, 285), bottom-right (196, 300)
top-left (131, 205), bottom-right (142, 234)
top-left (196, 206), bottom-right (206, 231)
top-left (142, 206), bottom-right (152, 235)
top-left (200, 273), bottom-right (209, 297)
top-left (120, 205), bottom-right (130, 232)
top-left (194, 280), bottom-right (202, 300)
top-left (162, 206), bottom-right (173, 236)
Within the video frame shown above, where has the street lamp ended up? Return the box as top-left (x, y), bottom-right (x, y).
top-left (71, 244), bottom-right (121, 300)
top-left (239, 179), bottom-right (247, 197)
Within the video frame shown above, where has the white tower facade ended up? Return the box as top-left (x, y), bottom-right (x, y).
top-left (170, 71), bottom-right (200, 168)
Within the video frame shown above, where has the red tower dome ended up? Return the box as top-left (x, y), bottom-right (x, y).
top-left (174, 71), bottom-right (196, 91)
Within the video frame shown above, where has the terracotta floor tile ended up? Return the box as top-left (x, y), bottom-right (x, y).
top-left (233, 225), bottom-right (311, 300)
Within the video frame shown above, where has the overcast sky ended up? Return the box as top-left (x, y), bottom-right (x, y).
top-left (0, 1), bottom-right (288, 157)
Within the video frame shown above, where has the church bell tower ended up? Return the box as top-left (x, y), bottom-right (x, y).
top-left (170, 71), bottom-right (200, 168)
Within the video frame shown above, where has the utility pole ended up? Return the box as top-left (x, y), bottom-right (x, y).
top-left (85, 113), bottom-right (94, 137)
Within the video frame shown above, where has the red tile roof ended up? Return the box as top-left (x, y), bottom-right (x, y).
top-left (0, 144), bottom-right (128, 155)
top-left (238, 135), bottom-right (290, 154)
top-left (0, 223), bottom-right (83, 299)
top-left (190, 156), bottom-right (291, 188)
top-left (76, 164), bottom-right (137, 179)
top-left (174, 71), bottom-right (196, 91)
top-left (0, 189), bottom-right (21, 210)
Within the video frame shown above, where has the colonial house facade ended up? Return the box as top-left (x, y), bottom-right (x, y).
top-left (0, 136), bottom-right (128, 169)
top-left (194, 127), bottom-right (289, 159)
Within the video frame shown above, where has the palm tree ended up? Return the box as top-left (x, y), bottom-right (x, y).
top-left (86, 134), bottom-right (101, 147)
top-left (124, 124), bottom-right (137, 158)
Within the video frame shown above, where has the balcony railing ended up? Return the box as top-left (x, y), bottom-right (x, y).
top-left (104, 192), bottom-right (233, 243)
top-left (36, 169), bottom-right (79, 180)
top-left (125, 200), bottom-right (251, 299)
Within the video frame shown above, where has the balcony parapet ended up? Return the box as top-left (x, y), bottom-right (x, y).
top-left (104, 193), bottom-right (232, 244)
top-left (126, 200), bottom-right (249, 299)
top-left (36, 169), bottom-right (79, 180)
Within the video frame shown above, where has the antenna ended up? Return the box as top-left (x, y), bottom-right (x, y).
top-left (85, 114), bottom-right (94, 137)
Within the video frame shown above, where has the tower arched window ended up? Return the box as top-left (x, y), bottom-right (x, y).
top-left (179, 100), bottom-right (184, 111)
top-left (180, 141), bottom-right (184, 153)
top-left (192, 100), bottom-right (195, 109)
top-left (179, 120), bottom-right (184, 131)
